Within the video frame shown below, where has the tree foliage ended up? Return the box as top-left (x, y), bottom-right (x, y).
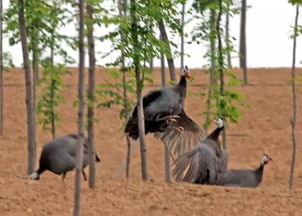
top-left (289, 0), bottom-right (302, 5)
top-left (36, 60), bottom-right (70, 133)
top-left (5, 0), bottom-right (77, 137)
top-left (191, 0), bottom-right (247, 130)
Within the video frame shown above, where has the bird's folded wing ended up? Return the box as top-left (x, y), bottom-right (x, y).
top-left (216, 170), bottom-right (243, 186)
top-left (154, 109), bottom-right (206, 157)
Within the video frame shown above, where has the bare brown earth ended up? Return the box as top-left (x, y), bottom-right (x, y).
top-left (1, 67), bottom-right (302, 216)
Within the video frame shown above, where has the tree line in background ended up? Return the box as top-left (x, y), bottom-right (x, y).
top-left (0, 0), bottom-right (301, 215)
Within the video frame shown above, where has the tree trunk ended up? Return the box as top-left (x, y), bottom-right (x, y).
top-left (209, 9), bottom-right (216, 84)
top-left (180, 1), bottom-right (185, 71)
top-left (73, 0), bottom-right (85, 215)
top-left (149, 58), bottom-right (153, 73)
top-left (50, 38), bottom-right (56, 139)
top-left (31, 28), bottom-right (39, 149)
top-left (217, 0), bottom-right (226, 149)
top-left (225, 2), bottom-right (232, 68)
top-left (160, 46), bottom-right (171, 183)
top-left (158, 19), bottom-right (176, 81)
top-left (239, 0), bottom-right (248, 84)
top-left (18, 0), bottom-right (36, 174)
top-left (31, 2), bottom-right (40, 136)
top-left (149, 25), bottom-right (154, 73)
top-left (118, 0), bottom-right (132, 179)
top-left (0, 0), bottom-right (3, 136)
top-left (130, 0), bottom-right (148, 181)
top-left (86, 3), bottom-right (97, 189)
top-left (32, 32), bottom-right (40, 82)
top-left (289, 4), bottom-right (299, 190)
top-left (160, 35), bottom-right (166, 88)
top-left (122, 54), bottom-right (132, 179)
top-left (204, 8), bottom-right (217, 131)
top-left (125, 130), bottom-right (131, 179)
top-left (50, 0), bottom-right (56, 139)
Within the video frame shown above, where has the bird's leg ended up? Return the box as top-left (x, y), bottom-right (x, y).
top-left (155, 114), bottom-right (180, 122)
top-left (62, 172), bottom-right (66, 181)
top-left (162, 141), bottom-right (176, 164)
top-left (82, 170), bottom-right (87, 181)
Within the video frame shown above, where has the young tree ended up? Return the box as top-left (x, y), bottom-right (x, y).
top-left (49, 0), bottom-right (57, 139)
top-left (86, 1), bottom-right (97, 188)
top-left (123, 73), bottom-right (132, 179)
top-left (225, 0), bottom-right (232, 68)
top-left (158, 19), bottom-right (176, 81)
top-left (216, 0), bottom-right (226, 148)
top-left (159, 32), bottom-right (171, 183)
top-left (288, 1), bottom-right (300, 190)
top-left (17, 0), bottom-right (36, 174)
top-left (149, 58), bottom-right (153, 73)
top-left (30, 1), bottom-right (40, 120)
top-left (180, 0), bottom-right (185, 71)
top-left (204, 8), bottom-right (218, 133)
top-left (160, 34), bottom-right (166, 88)
top-left (239, 0), bottom-right (248, 84)
top-left (192, 0), bottom-right (245, 138)
top-left (0, 0), bottom-right (3, 136)
top-left (130, 0), bottom-right (148, 180)
top-left (74, 0), bottom-right (85, 214)
top-left (34, 1), bottom-right (73, 139)
top-left (117, 0), bottom-right (133, 179)
top-left (192, 1), bottom-right (218, 131)
top-left (149, 26), bottom-right (154, 73)
top-left (210, 8), bottom-right (217, 84)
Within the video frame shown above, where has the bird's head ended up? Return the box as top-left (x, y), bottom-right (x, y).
top-left (261, 154), bottom-right (272, 165)
top-left (181, 65), bottom-right (191, 79)
top-left (213, 116), bottom-right (225, 128)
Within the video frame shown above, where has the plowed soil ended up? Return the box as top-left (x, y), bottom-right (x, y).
top-left (1, 67), bottom-right (302, 216)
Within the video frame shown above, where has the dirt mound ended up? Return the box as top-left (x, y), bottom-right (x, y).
top-left (1, 67), bottom-right (302, 215)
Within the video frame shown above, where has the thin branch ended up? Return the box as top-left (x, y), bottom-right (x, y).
top-left (289, 4), bottom-right (299, 190)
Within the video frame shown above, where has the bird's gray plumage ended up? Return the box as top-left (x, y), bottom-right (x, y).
top-left (216, 154), bottom-right (272, 188)
top-left (30, 134), bottom-right (100, 180)
top-left (144, 87), bottom-right (184, 120)
top-left (172, 117), bottom-right (227, 184)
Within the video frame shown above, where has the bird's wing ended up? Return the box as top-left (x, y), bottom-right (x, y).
top-left (216, 149), bottom-right (228, 175)
top-left (154, 109), bottom-right (206, 157)
top-left (143, 89), bottom-right (163, 107)
top-left (172, 143), bottom-right (216, 183)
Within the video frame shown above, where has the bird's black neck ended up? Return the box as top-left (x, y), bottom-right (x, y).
top-left (207, 126), bottom-right (224, 142)
top-left (177, 75), bottom-right (187, 96)
top-left (255, 164), bottom-right (264, 183)
top-left (179, 75), bottom-right (186, 85)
